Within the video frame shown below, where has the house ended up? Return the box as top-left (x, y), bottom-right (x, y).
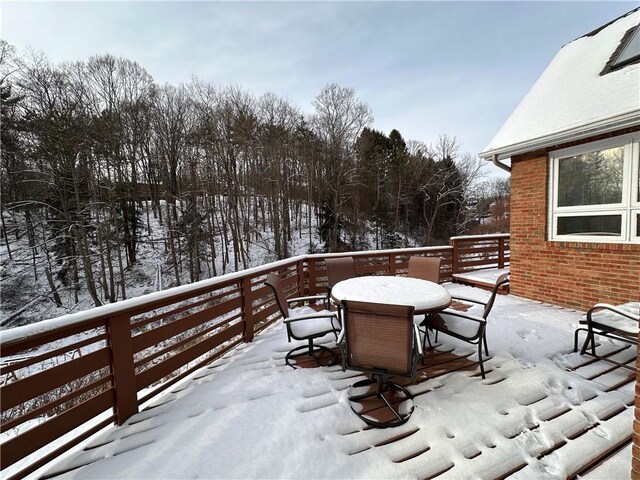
top-left (480, 8), bottom-right (640, 311)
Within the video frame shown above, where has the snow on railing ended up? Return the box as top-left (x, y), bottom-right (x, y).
top-left (0, 235), bottom-right (507, 478)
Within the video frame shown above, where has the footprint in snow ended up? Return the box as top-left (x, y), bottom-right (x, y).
top-left (516, 328), bottom-right (542, 341)
top-left (592, 425), bottom-right (609, 439)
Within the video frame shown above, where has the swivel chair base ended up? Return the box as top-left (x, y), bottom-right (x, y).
top-left (285, 339), bottom-right (337, 369)
top-left (348, 377), bottom-right (414, 428)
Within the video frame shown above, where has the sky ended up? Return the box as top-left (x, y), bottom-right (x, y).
top-left (1, 1), bottom-right (637, 178)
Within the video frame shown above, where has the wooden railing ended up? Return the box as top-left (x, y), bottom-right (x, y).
top-left (0, 235), bottom-right (506, 478)
top-left (451, 233), bottom-right (510, 273)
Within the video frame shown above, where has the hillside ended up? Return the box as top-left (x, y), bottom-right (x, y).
top-left (0, 200), bottom-right (323, 329)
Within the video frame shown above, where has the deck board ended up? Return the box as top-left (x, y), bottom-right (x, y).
top-left (290, 335), bottom-right (634, 478)
top-left (39, 286), bottom-right (633, 480)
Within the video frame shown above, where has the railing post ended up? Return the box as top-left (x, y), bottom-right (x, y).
top-left (498, 237), bottom-right (505, 269)
top-left (308, 258), bottom-right (317, 295)
top-left (241, 277), bottom-right (254, 343)
top-left (108, 313), bottom-right (138, 425)
top-left (389, 253), bottom-right (396, 276)
top-left (451, 238), bottom-right (459, 274)
top-left (297, 259), bottom-right (306, 296)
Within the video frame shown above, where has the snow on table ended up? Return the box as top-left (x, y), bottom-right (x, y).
top-left (40, 286), bottom-right (634, 479)
top-left (331, 276), bottom-right (452, 312)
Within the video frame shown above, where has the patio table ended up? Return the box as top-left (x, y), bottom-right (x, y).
top-left (331, 275), bottom-right (452, 314)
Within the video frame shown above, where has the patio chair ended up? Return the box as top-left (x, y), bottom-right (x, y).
top-left (420, 272), bottom-right (509, 379)
top-left (324, 256), bottom-right (357, 312)
top-left (265, 272), bottom-right (340, 369)
top-left (573, 302), bottom-right (640, 370)
top-left (407, 256), bottom-right (441, 283)
top-left (339, 300), bottom-right (423, 428)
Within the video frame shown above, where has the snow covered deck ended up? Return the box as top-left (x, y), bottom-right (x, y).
top-left (42, 284), bottom-right (633, 479)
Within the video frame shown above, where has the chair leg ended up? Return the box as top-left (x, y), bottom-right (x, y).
top-left (309, 339), bottom-right (321, 366)
top-left (579, 327), bottom-right (596, 356)
top-left (421, 328), bottom-right (433, 365)
top-left (478, 342), bottom-right (486, 379)
top-left (483, 335), bottom-right (489, 356)
top-left (573, 329), bottom-right (580, 352)
top-left (333, 305), bottom-right (343, 341)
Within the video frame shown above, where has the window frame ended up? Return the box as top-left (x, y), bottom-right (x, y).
top-left (632, 209), bottom-right (640, 242)
top-left (548, 133), bottom-right (640, 243)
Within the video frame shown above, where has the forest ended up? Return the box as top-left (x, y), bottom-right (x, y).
top-left (0, 41), bottom-right (509, 325)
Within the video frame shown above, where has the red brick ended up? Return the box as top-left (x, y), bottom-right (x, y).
top-left (510, 142), bottom-right (640, 311)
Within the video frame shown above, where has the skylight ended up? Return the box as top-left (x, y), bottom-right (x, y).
top-left (613, 25), bottom-right (640, 68)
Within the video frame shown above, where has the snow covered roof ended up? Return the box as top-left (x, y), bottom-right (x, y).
top-left (480, 9), bottom-right (640, 161)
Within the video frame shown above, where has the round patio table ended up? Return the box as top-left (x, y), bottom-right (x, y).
top-left (331, 275), bottom-right (451, 314)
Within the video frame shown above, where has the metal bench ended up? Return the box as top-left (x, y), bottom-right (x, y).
top-left (573, 302), bottom-right (640, 370)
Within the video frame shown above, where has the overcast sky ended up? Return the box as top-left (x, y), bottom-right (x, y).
top-left (2, 1), bottom-right (636, 176)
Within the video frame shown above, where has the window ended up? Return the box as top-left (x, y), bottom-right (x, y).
top-left (612, 25), bottom-right (640, 69)
top-left (601, 25), bottom-right (640, 75)
top-left (549, 134), bottom-right (640, 243)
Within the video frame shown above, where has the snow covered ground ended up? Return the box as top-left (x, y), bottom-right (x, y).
top-left (38, 284), bottom-right (633, 479)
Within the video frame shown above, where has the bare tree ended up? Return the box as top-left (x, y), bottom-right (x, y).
top-left (311, 83), bottom-right (372, 251)
top-left (420, 150), bottom-right (485, 244)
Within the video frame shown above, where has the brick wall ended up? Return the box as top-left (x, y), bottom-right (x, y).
top-left (509, 151), bottom-right (640, 312)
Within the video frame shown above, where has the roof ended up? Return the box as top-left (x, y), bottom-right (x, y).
top-left (480, 9), bottom-right (640, 161)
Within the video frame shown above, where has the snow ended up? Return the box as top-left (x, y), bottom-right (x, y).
top-left (453, 267), bottom-right (510, 285)
top-left (450, 233), bottom-right (509, 241)
top-left (36, 284), bottom-right (634, 479)
top-left (583, 443), bottom-right (631, 479)
top-left (330, 276), bottom-right (452, 312)
top-left (0, 198), bottom-right (449, 337)
top-left (0, 200), bottom-right (324, 330)
top-left (0, 254), bottom-right (304, 345)
top-left (285, 306), bottom-right (338, 338)
top-left (482, 9), bottom-right (640, 158)
top-left (588, 302), bottom-right (640, 334)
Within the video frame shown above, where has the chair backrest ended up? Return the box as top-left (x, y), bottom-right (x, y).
top-left (264, 272), bottom-right (290, 318)
top-left (483, 273), bottom-right (510, 319)
top-left (325, 257), bottom-right (356, 289)
top-left (341, 300), bottom-right (415, 376)
top-left (407, 256), bottom-right (441, 283)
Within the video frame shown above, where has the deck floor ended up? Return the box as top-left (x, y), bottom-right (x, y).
top-left (41, 285), bottom-right (634, 479)
top-left (294, 343), bottom-right (634, 479)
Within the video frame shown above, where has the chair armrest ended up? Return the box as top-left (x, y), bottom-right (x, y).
top-left (451, 295), bottom-right (487, 306)
top-left (287, 295), bottom-right (329, 305)
top-left (588, 303), bottom-right (640, 322)
top-left (438, 309), bottom-right (486, 324)
top-left (283, 311), bottom-right (339, 323)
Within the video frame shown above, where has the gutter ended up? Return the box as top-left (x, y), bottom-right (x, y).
top-left (479, 110), bottom-right (640, 161)
top-left (492, 155), bottom-right (511, 173)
